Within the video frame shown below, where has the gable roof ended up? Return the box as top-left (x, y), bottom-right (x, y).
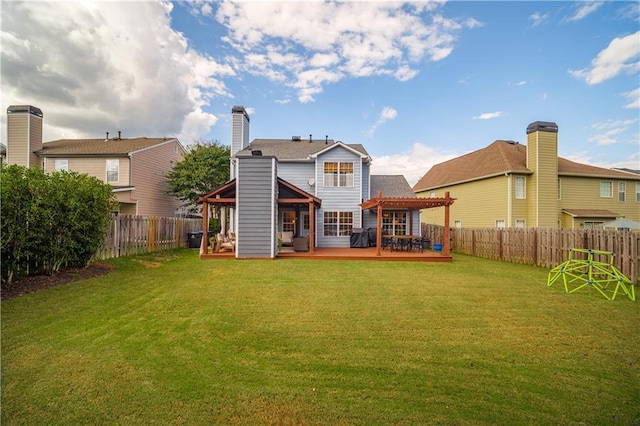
top-left (235, 138), bottom-right (369, 161)
top-left (413, 140), bottom-right (639, 192)
top-left (370, 175), bottom-right (416, 199)
top-left (36, 137), bottom-right (181, 157)
top-left (197, 177), bottom-right (322, 208)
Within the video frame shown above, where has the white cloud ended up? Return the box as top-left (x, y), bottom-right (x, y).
top-left (366, 106), bottom-right (398, 137)
top-left (529, 12), bottom-right (549, 27)
top-left (587, 119), bottom-right (638, 146)
top-left (623, 88), bottom-right (640, 109)
top-left (569, 31), bottom-right (640, 85)
top-left (564, 1), bottom-right (604, 23)
top-left (588, 128), bottom-right (625, 146)
top-left (473, 112), bottom-right (503, 120)
top-left (214, 2), bottom-right (479, 102)
top-left (371, 143), bottom-right (458, 187)
top-left (0, 1), bottom-right (234, 146)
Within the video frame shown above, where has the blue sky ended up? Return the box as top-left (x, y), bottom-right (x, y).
top-left (2, 1), bottom-right (638, 185)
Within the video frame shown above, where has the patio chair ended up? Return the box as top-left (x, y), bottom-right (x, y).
top-left (216, 233), bottom-right (234, 252)
top-left (280, 231), bottom-right (294, 247)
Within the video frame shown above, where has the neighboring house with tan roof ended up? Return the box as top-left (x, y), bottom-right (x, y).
top-left (413, 121), bottom-right (640, 229)
top-left (6, 105), bottom-right (186, 217)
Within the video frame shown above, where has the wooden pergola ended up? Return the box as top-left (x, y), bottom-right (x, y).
top-left (360, 191), bottom-right (456, 256)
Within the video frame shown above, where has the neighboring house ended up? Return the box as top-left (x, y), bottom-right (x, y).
top-left (413, 121), bottom-right (640, 229)
top-left (0, 143), bottom-right (6, 165)
top-left (5, 105), bottom-right (186, 217)
top-left (198, 106), bottom-right (452, 258)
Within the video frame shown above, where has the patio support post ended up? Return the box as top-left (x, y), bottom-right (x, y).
top-left (202, 201), bottom-right (209, 253)
top-left (309, 199), bottom-right (315, 255)
top-left (443, 191), bottom-right (451, 256)
top-left (376, 203), bottom-right (383, 256)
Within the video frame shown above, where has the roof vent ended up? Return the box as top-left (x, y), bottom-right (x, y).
top-left (251, 150), bottom-right (262, 156)
top-left (292, 136), bottom-right (301, 141)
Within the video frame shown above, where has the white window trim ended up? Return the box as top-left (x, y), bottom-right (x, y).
top-left (600, 181), bottom-right (612, 198)
top-left (636, 183), bottom-right (640, 203)
top-left (515, 219), bottom-right (526, 228)
top-left (55, 159), bottom-right (68, 172)
top-left (323, 161), bottom-right (354, 188)
top-left (618, 182), bottom-right (626, 202)
top-left (515, 176), bottom-right (526, 199)
top-left (106, 159), bottom-right (120, 184)
top-left (496, 219), bottom-right (505, 229)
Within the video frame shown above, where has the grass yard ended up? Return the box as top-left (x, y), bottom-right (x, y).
top-left (2, 249), bottom-right (639, 425)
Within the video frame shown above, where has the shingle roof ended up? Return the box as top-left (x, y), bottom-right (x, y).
top-left (36, 137), bottom-right (179, 156)
top-left (235, 139), bottom-right (369, 160)
top-left (370, 175), bottom-right (416, 198)
top-left (413, 140), bottom-right (639, 192)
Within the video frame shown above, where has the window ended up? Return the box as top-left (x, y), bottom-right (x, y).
top-left (515, 176), bottom-right (525, 199)
top-left (429, 192), bottom-right (436, 198)
top-left (324, 162), bottom-right (354, 187)
top-left (637, 183), bottom-right (640, 203)
top-left (558, 178), bottom-right (562, 200)
top-left (54, 159), bottom-right (68, 172)
top-left (583, 221), bottom-right (604, 230)
top-left (382, 212), bottom-right (407, 235)
top-left (106, 159), bottom-right (119, 183)
top-left (495, 220), bottom-right (505, 229)
top-left (515, 219), bottom-right (526, 228)
top-left (618, 182), bottom-right (626, 202)
top-left (600, 181), bottom-right (612, 198)
top-left (454, 220), bottom-right (461, 228)
top-left (323, 211), bottom-right (353, 236)
top-left (282, 211), bottom-right (296, 233)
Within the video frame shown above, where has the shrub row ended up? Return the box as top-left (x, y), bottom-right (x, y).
top-left (1, 165), bottom-right (116, 284)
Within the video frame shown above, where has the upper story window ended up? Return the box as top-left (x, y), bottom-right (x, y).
top-left (106, 159), bottom-right (119, 184)
top-left (515, 219), bottom-right (526, 228)
top-left (618, 182), bottom-right (626, 202)
top-left (54, 159), bottom-right (68, 172)
top-left (600, 181), bottom-right (612, 198)
top-left (495, 219), bottom-right (505, 229)
top-left (636, 183), bottom-right (640, 203)
top-left (324, 162), bottom-right (354, 187)
top-left (558, 178), bottom-right (562, 200)
top-left (515, 176), bottom-right (526, 199)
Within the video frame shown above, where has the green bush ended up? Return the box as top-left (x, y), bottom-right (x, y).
top-left (1, 165), bottom-right (116, 283)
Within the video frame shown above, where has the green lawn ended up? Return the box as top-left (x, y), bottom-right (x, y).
top-left (2, 249), bottom-right (639, 425)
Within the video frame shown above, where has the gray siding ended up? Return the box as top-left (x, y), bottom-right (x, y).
top-left (237, 157), bottom-right (277, 258)
top-left (362, 163), bottom-right (370, 200)
top-left (278, 161), bottom-right (317, 194)
top-left (316, 147), bottom-right (363, 247)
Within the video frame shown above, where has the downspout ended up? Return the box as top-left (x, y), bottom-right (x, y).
top-left (506, 173), bottom-right (512, 228)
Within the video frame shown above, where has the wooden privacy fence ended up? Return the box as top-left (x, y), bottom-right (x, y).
top-left (96, 215), bottom-right (202, 259)
top-left (422, 224), bottom-right (640, 283)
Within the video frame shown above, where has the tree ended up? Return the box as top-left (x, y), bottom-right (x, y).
top-left (166, 141), bottom-right (230, 213)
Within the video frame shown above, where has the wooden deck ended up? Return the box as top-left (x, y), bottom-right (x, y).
top-left (200, 246), bottom-right (452, 262)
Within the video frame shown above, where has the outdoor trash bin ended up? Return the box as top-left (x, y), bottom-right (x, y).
top-left (187, 231), bottom-right (214, 248)
top-left (187, 232), bottom-right (202, 248)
